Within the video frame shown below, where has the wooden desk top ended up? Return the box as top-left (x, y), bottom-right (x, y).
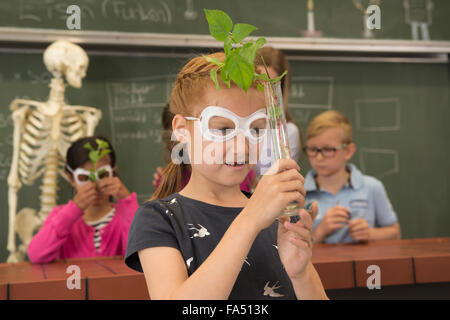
top-left (0, 238), bottom-right (449, 299)
top-left (311, 237), bottom-right (450, 290)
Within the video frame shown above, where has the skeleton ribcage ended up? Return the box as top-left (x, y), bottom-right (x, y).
top-left (57, 108), bottom-right (93, 169)
top-left (18, 107), bottom-right (93, 186)
top-left (19, 109), bottom-right (52, 185)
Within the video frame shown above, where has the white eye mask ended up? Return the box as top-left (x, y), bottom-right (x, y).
top-left (184, 106), bottom-right (268, 142)
top-left (66, 165), bottom-right (113, 186)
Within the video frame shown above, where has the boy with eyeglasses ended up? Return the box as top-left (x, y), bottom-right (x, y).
top-left (303, 110), bottom-right (401, 244)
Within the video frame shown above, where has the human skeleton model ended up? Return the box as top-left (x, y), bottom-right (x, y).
top-left (403, 0), bottom-right (433, 41)
top-left (6, 40), bottom-right (102, 262)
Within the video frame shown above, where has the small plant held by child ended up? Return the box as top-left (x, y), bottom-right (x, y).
top-left (203, 9), bottom-right (287, 91)
top-left (204, 9), bottom-right (299, 216)
top-left (83, 139), bottom-right (111, 182)
top-left (203, 9), bottom-right (288, 144)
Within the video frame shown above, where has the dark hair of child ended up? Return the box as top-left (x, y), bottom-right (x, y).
top-left (65, 136), bottom-right (116, 175)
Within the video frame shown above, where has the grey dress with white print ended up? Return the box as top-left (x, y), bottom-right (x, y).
top-left (125, 192), bottom-right (296, 300)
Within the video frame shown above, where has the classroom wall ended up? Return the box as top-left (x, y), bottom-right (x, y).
top-left (0, 0), bottom-right (449, 263)
top-left (0, 49), bottom-right (449, 263)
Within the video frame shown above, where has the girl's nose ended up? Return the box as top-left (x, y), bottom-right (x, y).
top-left (224, 132), bottom-right (249, 163)
top-left (234, 132), bottom-right (249, 153)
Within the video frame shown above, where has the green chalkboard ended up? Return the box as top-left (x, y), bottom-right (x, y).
top-left (1, 0), bottom-right (450, 41)
top-left (287, 59), bottom-right (450, 242)
top-left (0, 50), bottom-right (186, 262)
top-left (0, 48), bottom-right (449, 263)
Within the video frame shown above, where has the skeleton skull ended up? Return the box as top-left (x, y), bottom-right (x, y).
top-left (43, 40), bottom-right (89, 88)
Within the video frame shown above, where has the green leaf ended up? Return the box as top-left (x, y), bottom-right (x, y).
top-left (232, 23), bottom-right (258, 43)
top-left (271, 70), bottom-right (288, 83)
top-left (98, 149), bottom-right (111, 161)
top-left (238, 42), bottom-right (257, 66)
top-left (257, 83), bottom-right (264, 91)
top-left (89, 172), bottom-right (96, 182)
top-left (204, 9), bottom-right (233, 42)
top-left (221, 56), bottom-right (233, 88)
top-left (239, 38), bottom-right (265, 67)
top-left (210, 69), bottom-right (220, 90)
top-left (89, 151), bottom-right (99, 166)
top-left (203, 9), bottom-right (270, 93)
top-left (269, 106), bottom-right (283, 118)
top-left (96, 139), bottom-right (109, 149)
top-left (221, 70), bottom-right (231, 88)
top-left (254, 73), bottom-right (271, 81)
top-left (224, 37), bottom-right (232, 56)
top-left (255, 37), bottom-right (266, 49)
top-left (202, 54), bottom-right (223, 67)
top-left (84, 142), bottom-right (94, 152)
top-left (227, 52), bottom-right (254, 92)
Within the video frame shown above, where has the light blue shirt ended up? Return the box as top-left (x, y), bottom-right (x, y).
top-left (305, 163), bottom-right (398, 244)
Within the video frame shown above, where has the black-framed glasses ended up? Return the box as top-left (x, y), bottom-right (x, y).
top-left (303, 143), bottom-right (348, 158)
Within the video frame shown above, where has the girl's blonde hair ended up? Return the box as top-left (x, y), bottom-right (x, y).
top-left (151, 52), bottom-right (233, 200)
top-left (306, 110), bottom-right (353, 143)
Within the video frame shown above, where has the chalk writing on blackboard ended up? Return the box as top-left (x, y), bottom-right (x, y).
top-left (28, 70), bottom-right (53, 85)
top-left (18, 0), bottom-right (173, 24)
top-left (0, 152), bottom-right (12, 180)
top-left (288, 76), bottom-right (334, 125)
top-left (101, 0), bottom-right (172, 24)
top-left (106, 75), bottom-right (174, 145)
top-left (19, 0), bottom-right (95, 22)
top-left (355, 98), bottom-right (401, 132)
top-left (0, 133), bottom-right (13, 149)
top-left (113, 110), bottom-right (148, 124)
top-left (359, 148), bottom-right (399, 178)
top-left (288, 109), bottom-right (312, 124)
top-left (0, 113), bottom-right (13, 129)
top-left (115, 128), bottom-right (162, 144)
top-left (289, 76), bottom-right (334, 109)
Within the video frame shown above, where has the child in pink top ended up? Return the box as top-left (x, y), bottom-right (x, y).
top-left (28, 136), bottom-right (139, 264)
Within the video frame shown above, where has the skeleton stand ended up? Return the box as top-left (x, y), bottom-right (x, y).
top-left (6, 41), bottom-right (102, 262)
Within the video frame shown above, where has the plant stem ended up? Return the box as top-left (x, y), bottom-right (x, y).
top-left (259, 54), bottom-right (271, 80)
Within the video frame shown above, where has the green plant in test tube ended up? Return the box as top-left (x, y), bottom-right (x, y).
top-left (204, 9), bottom-right (300, 216)
top-left (83, 139), bottom-right (111, 182)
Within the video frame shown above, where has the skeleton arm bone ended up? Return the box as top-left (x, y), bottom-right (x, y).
top-left (7, 106), bottom-right (29, 256)
top-left (64, 105), bottom-right (102, 136)
top-left (10, 99), bottom-right (46, 113)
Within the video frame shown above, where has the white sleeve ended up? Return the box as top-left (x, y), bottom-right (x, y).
top-left (255, 122), bottom-right (301, 176)
top-left (286, 122), bottom-right (301, 163)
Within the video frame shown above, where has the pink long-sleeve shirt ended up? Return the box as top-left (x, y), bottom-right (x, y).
top-left (28, 193), bottom-right (139, 264)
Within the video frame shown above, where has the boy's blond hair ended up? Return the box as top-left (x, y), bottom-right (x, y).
top-left (306, 110), bottom-right (353, 143)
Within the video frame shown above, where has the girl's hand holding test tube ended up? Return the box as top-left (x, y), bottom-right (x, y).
top-left (241, 158), bottom-right (306, 232)
top-left (241, 158), bottom-right (317, 280)
top-left (278, 202), bottom-right (318, 279)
